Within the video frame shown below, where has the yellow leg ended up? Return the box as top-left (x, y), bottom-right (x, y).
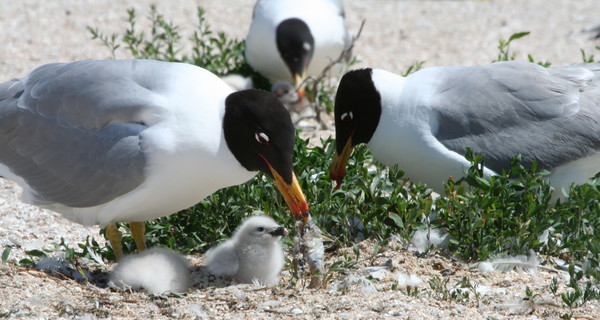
top-left (106, 224), bottom-right (123, 260)
top-left (129, 221), bottom-right (147, 251)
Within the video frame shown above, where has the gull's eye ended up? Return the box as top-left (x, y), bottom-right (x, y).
top-left (255, 132), bottom-right (270, 145)
top-left (303, 42), bottom-right (312, 52)
top-left (257, 227), bottom-right (265, 232)
top-left (340, 111), bottom-right (353, 122)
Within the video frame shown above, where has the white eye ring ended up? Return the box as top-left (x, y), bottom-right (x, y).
top-left (303, 42), bottom-right (312, 52)
top-left (341, 111), bottom-right (353, 121)
top-left (255, 132), bottom-right (270, 145)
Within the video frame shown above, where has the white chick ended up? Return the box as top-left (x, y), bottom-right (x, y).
top-left (205, 215), bottom-right (288, 285)
top-left (110, 247), bottom-right (191, 294)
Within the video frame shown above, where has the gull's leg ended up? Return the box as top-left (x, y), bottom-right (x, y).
top-left (106, 223), bottom-right (123, 260)
top-left (129, 221), bottom-right (147, 251)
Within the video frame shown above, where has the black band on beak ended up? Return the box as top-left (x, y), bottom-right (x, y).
top-left (269, 227), bottom-right (288, 237)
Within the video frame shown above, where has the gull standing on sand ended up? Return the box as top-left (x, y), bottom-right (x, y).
top-left (245, 0), bottom-right (351, 97)
top-left (330, 61), bottom-right (600, 194)
top-left (0, 59), bottom-right (309, 259)
top-left (205, 215), bottom-right (288, 285)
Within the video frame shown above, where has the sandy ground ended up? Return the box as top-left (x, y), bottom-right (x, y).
top-left (1, 0), bottom-right (600, 319)
top-left (1, 0), bottom-right (600, 79)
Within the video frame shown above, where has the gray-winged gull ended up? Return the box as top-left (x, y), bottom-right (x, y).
top-left (205, 215), bottom-right (287, 285)
top-left (330, 61), bottom-right (600, 194)
top-left (245, 0), bottom-right (351, 97)
top-left (0, 59), bottom-right (308, 259)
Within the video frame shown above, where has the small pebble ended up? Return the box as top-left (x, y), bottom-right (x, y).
top-left (262, 300), bottom-right (282, 308)
top-left (290, 307), bottom-right (303, 315)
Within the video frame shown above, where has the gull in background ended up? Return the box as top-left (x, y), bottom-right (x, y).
top-left (0, 59), bottom-right (309, 259)
top-left (245, 0), bottom-right (351, 98)
top-left (330, 61), bottom-right (600, 195)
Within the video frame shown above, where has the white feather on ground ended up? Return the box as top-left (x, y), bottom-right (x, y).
top-left (396, 273), bottom-right (424, 287)
top-left (110, 247), bottom-right (191, 294)
top-left (333, 275), bottom-right (378, 294)
top-left (477, 261), bottom-right (496, 273)
top-left (479, 250), bottom-right (539, 274)
top-left (204, 215), bottom-right (288, 285)
top-left (409, 228), bottom-right (450, 252)
top-left (494, 299), bottom-right (537, 315)
top-left (361, 267), bottom-right (390, 281)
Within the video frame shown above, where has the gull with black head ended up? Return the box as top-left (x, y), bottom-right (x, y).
top-left (0, 59), bottom-right (309, 259)
top-left (245, 0), bottom-right (351, 98)
top-left (330, 61), bottom-right (600, 195)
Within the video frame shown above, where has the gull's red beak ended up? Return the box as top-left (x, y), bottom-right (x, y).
top-left (329, 135), bottom-right (354, 189)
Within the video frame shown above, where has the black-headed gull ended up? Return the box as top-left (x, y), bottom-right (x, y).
top-left (0, 59), bottom-right (308, 259)
top-left (330, 61), bottom-right (600, 194)
top-left (245, 0), bottom-right (350, 96)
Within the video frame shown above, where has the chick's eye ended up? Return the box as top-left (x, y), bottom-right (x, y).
top-left (257, 227), bottom-right (265, 232)
top-left (340, 111), bottom-right (353, 122)
top-left (255, 132), bottom-right (270, 145)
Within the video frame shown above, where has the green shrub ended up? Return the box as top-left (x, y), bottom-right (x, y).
top-left (82, 7), bottom-right (600, 283)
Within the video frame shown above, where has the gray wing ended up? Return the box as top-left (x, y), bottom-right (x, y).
top-left (431, 61), bottom-right (600, 173)
top-left (0, 60), bottom-right (172, 207)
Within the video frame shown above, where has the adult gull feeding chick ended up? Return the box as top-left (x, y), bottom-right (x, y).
top-left (0, 59), bottom-right (309, 259)
top-left (330, 61), bottom-right (600, 195)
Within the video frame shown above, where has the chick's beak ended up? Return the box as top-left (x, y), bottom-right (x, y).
top-left (267, 164), bottom-right (309, 222)
top-left (329, 135), bottom-right (354, 190)
top-left (269, 226), bottom-right (289, 237)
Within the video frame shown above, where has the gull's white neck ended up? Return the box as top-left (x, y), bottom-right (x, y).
top-left (367, 68), bottom-right (495, 192)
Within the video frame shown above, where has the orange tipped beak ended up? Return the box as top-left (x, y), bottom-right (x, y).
top-left (293, 73), bottom-right (306, 99)
top-left (268, 165), bottom-right (309, 222)
top-left (329, 136), bottom-right (354, 190)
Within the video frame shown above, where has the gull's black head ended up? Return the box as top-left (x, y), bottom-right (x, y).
top-left (334, 68), bottom-right (381, 153)
top-left (276, 18), bottom-right (315, 87)
top-left (224, 89), bottom-right (308, 219)
top-left (224, 89), bottom-right (294, 182)
top-left (330, 68), bottom-right (382, 188)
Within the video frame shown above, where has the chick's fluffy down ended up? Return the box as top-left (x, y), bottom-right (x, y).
top-left (111, 247), bottom-right (191, 294)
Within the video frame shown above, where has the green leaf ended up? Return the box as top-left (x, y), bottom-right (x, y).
top-left (475, 177), bottom-right (490, 188)
top-left (25, 249), bottom-right (46, 257)
top-left (2, 247), bottom-right (10, 264)
top-left (508, 31), bottom-right (530, 42)
top-left (18, 258), bottom-right (35, 267)
top-left (388, 213), bottom-right (404, 229)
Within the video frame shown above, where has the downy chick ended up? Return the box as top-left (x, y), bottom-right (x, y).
top-left (205, 215), bottom-right (288, 285)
